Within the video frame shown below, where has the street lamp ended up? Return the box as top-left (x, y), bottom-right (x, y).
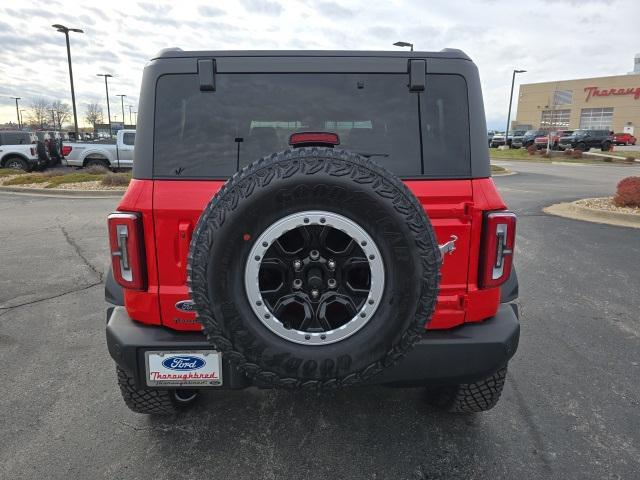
top-left (505, 69), bottom-right (526, 148)
top-left (393, 41), bottom-right (414, 52)
top-left (97, 73), bottom-right (113, 137)
top-left (52, 24), bottom-right (83, 136)
top-left (11, 97), bottom-right (21, 128)
top-left (20, 109), bottom-right (26, 127)
top-left (116, 94), bottom-right (126, 128)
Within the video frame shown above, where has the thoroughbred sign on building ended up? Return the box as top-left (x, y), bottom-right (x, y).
top-left (514, 70), bottom-right (640, 135)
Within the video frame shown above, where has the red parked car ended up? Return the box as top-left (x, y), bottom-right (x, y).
top-left (613, 133), bottom-right (636, 146)
top-left (534, 130), bottom-right (573, 150)
top-left (105, 49), bottom-right (519, 416)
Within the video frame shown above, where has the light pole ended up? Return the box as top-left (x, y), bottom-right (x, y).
top-left (393, 41), bottom-right (414, 51)
top-left (97, 73), bottom-right (113, 137)
top-left (11, 97), bottom-right (21, 128)
top-left (52, 24), bottom-right (83, 136)
top-left (505, 69), bottom-right (526, 148)
top-left (20, 109), bottom-right (26, 127)
top-left (116, 94), bottom-right (126, 129)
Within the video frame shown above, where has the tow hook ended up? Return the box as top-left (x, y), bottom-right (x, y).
top-left (438, 235), bottom-right (457, 263)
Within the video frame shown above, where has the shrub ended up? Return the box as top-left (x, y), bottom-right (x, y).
top-left (539, 151), bottom-right (550, 158)
top-left (4, 173), bottom-right (48, 185)
top-left (46, 173), bottom-right (102, 188)
top-left (613, 176), bottom-right (640, 207)
top-left (0, 168), bottom-right (24, 177)
top-left (571, 149), bottom-right (583, 159)
top-left (85, 165), bottom-right (109, 175)
top-left (42, 169), bottom-right (66, 178)
top-left (101, 172), bottom-right (131, 187)
top-left (625, 157), bottom-right (636, 164)
top-left (563, 149), bottom-right (573, 156)
top-left (603, 157), bottom-right (612, 162)
top-left (526, 145), bottom-right (537, 156)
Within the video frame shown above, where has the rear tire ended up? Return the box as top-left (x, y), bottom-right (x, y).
top-left (85, 158), bottom-right (110, 169)
top-left (3, 156), bottom-right (30, 172)
top-left (116, 367), bottom-right (199, 415)
top-left (425, 367), bottom-right (507, 413)
top-left (601, 141), bottom-right (611, 152)
top-left (576, 142), bottom-right (587, 152)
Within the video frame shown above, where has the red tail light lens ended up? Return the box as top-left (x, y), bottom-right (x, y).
top-left (479, 211), bottom-right (516, 289)
top-left (108, 212), bottom-right (147, 290)
top-left (289, 132), bottom-right (340, 147)
top-left (62, 145), bottom-right (72, 156)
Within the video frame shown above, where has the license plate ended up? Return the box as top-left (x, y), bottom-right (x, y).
top-left (145, 350), bottom-right (222, 387)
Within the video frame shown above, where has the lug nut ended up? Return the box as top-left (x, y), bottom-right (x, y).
top-left (310, 250), bottom-right (320, 260)
top-left (327, 278), bottom-right (337, 289)
top-left (311, 289), bottom-right (320, 299)
top-left (293, 259), bottom-right (302, 271)
top-left (328, 259), bottom-right (336, 270)
top-left (293, 279), bottom-right (303, 290)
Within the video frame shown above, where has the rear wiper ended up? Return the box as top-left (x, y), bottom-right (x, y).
top-left (355, 152), bottom-right (389, 158)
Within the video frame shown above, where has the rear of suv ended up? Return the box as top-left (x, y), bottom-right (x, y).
top-left (106, 49), bottom-right (520, 415)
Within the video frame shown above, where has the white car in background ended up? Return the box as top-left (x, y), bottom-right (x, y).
top-left (64, 129), bottom-right (135, 169)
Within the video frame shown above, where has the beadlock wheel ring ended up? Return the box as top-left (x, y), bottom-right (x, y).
top-left (244, 210), bottom-right (385, 345)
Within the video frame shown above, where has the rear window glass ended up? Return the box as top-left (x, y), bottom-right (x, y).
top-left (153, 73), bottom-right (470, 178)
top-left (0, 132), bottom-right (30, 145)
top-left (123, 132), bottom-right (135, 146)
top-left (420, 74), bottom-right (470, 177)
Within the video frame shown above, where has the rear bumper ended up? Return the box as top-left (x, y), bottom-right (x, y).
top-left (106, 304), bottom-right (519, 389)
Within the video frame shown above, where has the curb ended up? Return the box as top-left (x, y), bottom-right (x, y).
top-left (0, 185), bottom-right (124, 198)
top-left (492, 170), bottom-right (517, 177)
top-left (544, 199), bottom-right (640, 229)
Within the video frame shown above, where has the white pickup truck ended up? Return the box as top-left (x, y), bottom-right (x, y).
top-left (0, 131), bottom-right (43, 171)
top-left (64, 129), bottom-right (135, 169)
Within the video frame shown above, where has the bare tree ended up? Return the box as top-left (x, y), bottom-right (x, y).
top-left (84, 102), bottom-right (104, 127)
top-left (27, 97), bottom-right (51, 129)
top-left (51, 100), bottom-right (72, 130)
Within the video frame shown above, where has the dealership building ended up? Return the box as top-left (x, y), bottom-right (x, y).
top-left (513, 56), bottom-right (640, 135)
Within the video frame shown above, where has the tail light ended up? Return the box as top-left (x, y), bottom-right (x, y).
top-left (289, 132), bottom-right (340, 147)
top-left (108, 212), bottom-right (147, 290)
top-left (479, 211), bottom-right (516, 289)
top-left (62, 145), bottom-right (72, 156)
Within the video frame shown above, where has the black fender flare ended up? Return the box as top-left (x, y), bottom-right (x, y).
top-left (105, 266), bottom-right (124, 306)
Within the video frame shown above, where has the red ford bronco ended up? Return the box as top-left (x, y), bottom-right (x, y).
top-left (106, 49), bottom-right (519, 414)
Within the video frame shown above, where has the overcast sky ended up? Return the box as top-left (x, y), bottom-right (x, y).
top-left (0, 0), bottom-right (638, 129)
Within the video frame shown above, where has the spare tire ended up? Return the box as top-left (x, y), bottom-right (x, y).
top-left (188, 147), bottom-right (440, 389)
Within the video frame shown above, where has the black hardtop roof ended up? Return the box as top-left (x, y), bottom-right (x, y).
top-left (152, 48), bottom-right (471, 61)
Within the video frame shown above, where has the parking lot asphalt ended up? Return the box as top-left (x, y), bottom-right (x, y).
top-left (1, 162), bottom-right (639, 480)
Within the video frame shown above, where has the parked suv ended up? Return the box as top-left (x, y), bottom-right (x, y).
top-left (534, 130), bottom-right (573, 150)
top-left (106, 49), bottom-right (520, 415)
top-left (521, 129), bottom-right (547, 148)
top-left (558, 129), bottom-right (614, 151)
top-left (0, 131), bottom-right (42, 171)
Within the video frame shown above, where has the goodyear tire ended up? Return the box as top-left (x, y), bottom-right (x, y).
top-left (4, 156), bottom-right (30, 171)
top-left (425, 367), bottom-right (508, 413)
top-left (188, 147), bottom-right (441, 389)
top-left (116, 367), bottom-right (199, 414)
